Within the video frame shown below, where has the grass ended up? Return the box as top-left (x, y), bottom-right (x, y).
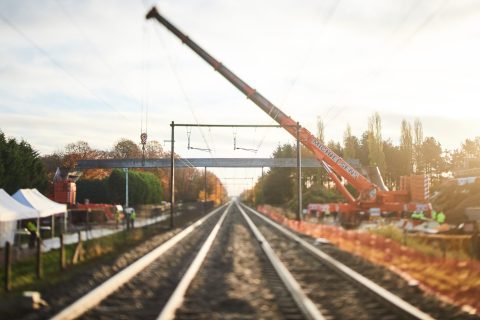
top-left (0, 223), bottom-right (163, 296)
top-left (369, 225), bottom-right (473, 260)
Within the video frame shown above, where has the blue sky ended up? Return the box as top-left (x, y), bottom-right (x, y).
top-left (1, 0), bottom-right (480, 194)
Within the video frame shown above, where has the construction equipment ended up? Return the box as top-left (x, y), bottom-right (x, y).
top-left (146, 7), bottom-right (432, 227)
top-left (49, 168), bottom-right (118, 223)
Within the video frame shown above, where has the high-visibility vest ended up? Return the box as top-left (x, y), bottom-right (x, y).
top-left (437, 212), bottom-right (445, 224)
top-left (27, 221), bottom-right (37, 233)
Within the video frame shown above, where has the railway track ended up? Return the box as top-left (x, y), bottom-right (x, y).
top-left (51, 201), bottom-right (438, 320)
top-left (240, 204), bottom-right (435, 320)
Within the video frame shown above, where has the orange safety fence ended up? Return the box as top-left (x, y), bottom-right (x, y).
top-left (257, 205), bottom-right (480, 314)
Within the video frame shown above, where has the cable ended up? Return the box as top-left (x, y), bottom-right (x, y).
top-left (0, 12), bottom-right (128, 120)
top-left (208, 127), bottom-right (217, 154)
top-left (322, 0), bottom-right (450, 129)
top-left (254, 0), bottom-right (342, 154)
top-left (150, 23), bottom-right (213, 155)
top-left (54, 0), bottom-right (141, 107)
top-left (144, 23), bottom-right (151, 134)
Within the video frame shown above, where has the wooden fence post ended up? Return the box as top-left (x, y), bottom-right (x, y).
top-left (472, 228), bottom-right (479, 260)
top-left (4, 241), bottom-right (12, 292)
top-left (72, 231), bottom-right (84, 265)
top-left (60, 233), bottom-right (66, 270)
top-left (441, 238), bottom-right (447, 259)
top-left (36, 237), bottom-right (43, 279)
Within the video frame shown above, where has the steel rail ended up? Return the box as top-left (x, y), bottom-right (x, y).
top-left (50, 203), bottom-right (229, 320)
top-left (241, 203), bottom-right (436, 320)
top-left (236, 202), bottom-right (326, 320)
top-left (157, 202), bottom-right (233, 320)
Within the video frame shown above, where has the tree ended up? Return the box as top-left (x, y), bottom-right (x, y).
top-left (76, 179), bottom-right (110, 204)
top-left (262, 144), bottom-right (295, 206)
top-left (59, 141), bottom-right (109, 179)
top-left (422, 137), bottom-right (444, 184)
top-left (343, 124), bottom-right (358, 160)
top-left (105, 169), bottom-right (163, 205)
top-left (452, 137), bottom-right (480, 171)
top-left (41, 153), bottom-right (63, 180)
top-left (317, 116), bottom-right (325, 143)
top-left (111, 139), bottom-right (142, 159)
top-left (383, 140), bottom-right (402, 189)
top-left (461, 137), bottom-right (480, 158)
top-left (367, 112), bottom-right (386, 174)
top-left (62, 140), bottom-right (94, 169)
top-left (413, 118), bottom-right (424, 173)
top-left (144, 140), bottom-right (164, 159)
top-left (0, 131), bottom-right (48, 194)
top-left (263, 167), bottom-right (294, 205)
top-left (358, 131), bottom-right (370, 166)
top-left (176, 167), bottom-right (202, 202)
top-left (327, 140), bottom-right (343, 158)
top-left (399, 119), bottom-right (413, 176)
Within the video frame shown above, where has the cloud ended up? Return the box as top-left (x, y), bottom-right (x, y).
top-left (0, 0), bottom-right (478, 166)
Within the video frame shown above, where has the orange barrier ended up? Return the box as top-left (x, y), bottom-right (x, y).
top-left (257, 205), bottom-right (480, 314)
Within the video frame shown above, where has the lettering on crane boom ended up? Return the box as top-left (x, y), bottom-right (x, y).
top-left (312, 137), bottom-right (360, 179)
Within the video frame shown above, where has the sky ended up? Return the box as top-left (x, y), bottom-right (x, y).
top-left (1, 0), bottom-right (480, 195)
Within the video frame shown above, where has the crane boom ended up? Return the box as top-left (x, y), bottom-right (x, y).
top-left (146, 7), bottom-right (377, 203)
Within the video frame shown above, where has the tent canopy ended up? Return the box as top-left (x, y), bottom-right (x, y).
top-left (0, 189), bottom-right (39, 221)
top-left (12, 189), bottom-right (67, 218)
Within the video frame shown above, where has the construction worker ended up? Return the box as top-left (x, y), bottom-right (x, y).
top-left (114, 209), bottom-right (120, 229)
top-left (26, 221), bottom-right (37, 248)
top-left (131, 209), bottom-right (136, 228)
top-left (125, 209), bottom-right (131, 230)
top-left (436, 211), bottom-right (446, 224)
top-left (411, 211), bottom-right (425, 221)
top-left (418, 211), bottom-right (425, 220)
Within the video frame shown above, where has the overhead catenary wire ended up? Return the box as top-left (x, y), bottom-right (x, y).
top-left (0, 12), bottom-right (129, 120)
top-left (187, 127), bottom-right (211, 152)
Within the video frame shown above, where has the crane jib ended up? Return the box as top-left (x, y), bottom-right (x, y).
top-left (146, 6), bottom-right (366, 194)
top-left (311, 137), bottom-right (360, 179)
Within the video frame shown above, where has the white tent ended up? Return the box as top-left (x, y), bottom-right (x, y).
top-left (0, 189), bottom-right (39, 221)
top-left (13, 189), bottom-right (68, 239)
top-left (0, 189), bottom-right (39, 246)
top-left (12, 189), bottom-right (66, 218)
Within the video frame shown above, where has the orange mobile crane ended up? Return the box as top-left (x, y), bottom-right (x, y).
top-left (146, 7), bottom-right (431, 227)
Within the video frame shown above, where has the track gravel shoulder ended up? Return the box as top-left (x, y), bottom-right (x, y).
top-left (250, 207), bottom-right (480, 320)
top-left (5, 208), bottom-right (207, 320)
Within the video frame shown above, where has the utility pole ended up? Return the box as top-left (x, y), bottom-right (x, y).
top-left (170, 121), bottom-right (175, 229)
top-left (124, 168), bottom-right (129, 208)
top-left (261, 167), bottom-right (264, 204)
top-left (204, 167), bottom-right (207, 214)
top-left (296, 122), bottom-right (302, 221)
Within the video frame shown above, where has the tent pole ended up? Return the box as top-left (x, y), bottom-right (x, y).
top-left (64, 211), bottom-right (68, 233)
top-left (51, 215), bottom-right (55, 238)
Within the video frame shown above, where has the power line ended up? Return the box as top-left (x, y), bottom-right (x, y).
top-left (151, 25), bottom-right (213, 155)
top-left (255, 0), bottom-right (342, 153)
top-left (0, 12), bottom-right (128, 120)
top-left (322, 0), bottom-right (450, 128)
